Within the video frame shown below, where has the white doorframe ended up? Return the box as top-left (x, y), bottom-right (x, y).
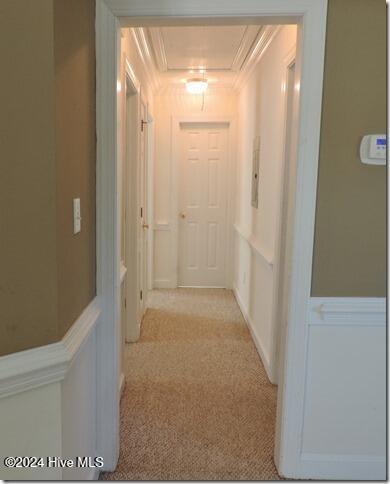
top-left (95, 0), bottom-right (328, 476)
top-left (269, 45), bottom-right (297, 383)
top-left (171, 115), bottom-right (236, 289)
top-left (123, 58), bottom-right (143, 343)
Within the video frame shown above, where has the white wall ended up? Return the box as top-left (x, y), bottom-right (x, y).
top-left (234, 25), bottom-right (297, 383)
top-left (153, 87), bottom-right (237, 287)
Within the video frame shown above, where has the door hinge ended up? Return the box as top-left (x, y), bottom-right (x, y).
top-left (141, 119), bottom-right (148, 132)
top-left (140, 207), bottom-right (143, 218)
top-left (140, 290), bottom-right (143, 301)
top-left (124, 298), bottom-right (127, 308)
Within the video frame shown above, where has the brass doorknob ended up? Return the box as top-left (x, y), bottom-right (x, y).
top-left (142, 223), bottom-right (149, 229)
top-left (179, 212), bottom-right (186, 219)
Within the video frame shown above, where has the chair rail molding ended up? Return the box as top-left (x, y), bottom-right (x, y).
top-left (0, 298), bottom-right (101, 399)
top-left (308, 297), bottom-right (386, 324)
top-left (234, 223), bottom-right (274, 267)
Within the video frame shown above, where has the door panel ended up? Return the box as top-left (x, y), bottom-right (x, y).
top-left (187, 157), bottom-right (201, 208)
top-left (207, 222), bottom-right (218, 269)
top-left (178, 124), bottom-right (228, 287)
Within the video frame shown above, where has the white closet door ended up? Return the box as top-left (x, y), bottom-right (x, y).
top-left (178, 123), bottom-right (228, 287)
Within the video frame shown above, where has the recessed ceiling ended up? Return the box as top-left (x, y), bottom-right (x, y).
top-left (158, 26), bottom-right (253, 71)
top-left (142, 24), bottom-right (264, 90)
top-left (129, 24), bottom-right (282, 91)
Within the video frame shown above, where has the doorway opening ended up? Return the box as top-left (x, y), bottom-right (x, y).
top-left (114, 20), bottom-right (300, 481)
top-left (95, 1), bottom-right (327, 479)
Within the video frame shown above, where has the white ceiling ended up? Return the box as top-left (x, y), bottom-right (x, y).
top-left (141, 25), bottom-right (264, 90)
top-left (159, 26), bottom-right (251, 71)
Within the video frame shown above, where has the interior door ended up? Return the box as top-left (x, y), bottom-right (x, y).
top-left (178, 123), bottom-right (228, 287)
top-left (138, 100), bottom-right (148, 318)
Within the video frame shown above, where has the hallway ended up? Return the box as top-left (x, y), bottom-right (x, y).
top-left (102, 289), bottom-right (280, 480)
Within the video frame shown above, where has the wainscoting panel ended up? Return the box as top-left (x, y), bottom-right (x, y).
top-left (298, 297), bottom-right (386, 480)
top-left (233, 225), bottom-right (277, 383)
top-left (0, 299), bottom-right (101, 480)
top-left (62, 326), bottom-right (98, 480)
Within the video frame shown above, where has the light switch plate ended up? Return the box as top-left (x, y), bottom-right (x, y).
top-left (73, 198), bottom-right (81, 234)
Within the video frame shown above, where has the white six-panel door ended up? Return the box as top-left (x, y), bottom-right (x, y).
top-left (178, 123), bottom-right (228, 287)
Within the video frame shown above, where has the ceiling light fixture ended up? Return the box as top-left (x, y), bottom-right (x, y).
top-left (186, 77), bottom-right (208, 94)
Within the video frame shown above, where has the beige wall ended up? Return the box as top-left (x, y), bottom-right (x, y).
top-left (0, 0), bottom-right (96, 357)
top-left (311, 0), bottom-right (386, 297)
top-left (54, 0), bottom-right (96, 336)
top-left (0, 0), bottom-right (59, 356)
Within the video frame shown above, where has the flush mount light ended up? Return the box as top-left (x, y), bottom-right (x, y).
top-left (186, 78), bottom-right (208, 94)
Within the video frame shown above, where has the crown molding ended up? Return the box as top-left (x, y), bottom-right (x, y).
top-left (148, 27), bottom-right (168, 72)
top-left (233, 25), bottom-right (281, 91)
top-left (0, 298), bottom-right (101, 399)
top-left (130, 27), bottom-right (160, 93)
top-left (231, 25), bottom-right (262, 71)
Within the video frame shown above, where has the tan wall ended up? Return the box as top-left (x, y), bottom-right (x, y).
top-left (0, 0), bottom-right (96, 357)
top-left (311, 0), bottom-right (386, 297)
top-left (0, 0), bottom-right (59, 356)
top-left (54, 0), bottom-right (96, 336)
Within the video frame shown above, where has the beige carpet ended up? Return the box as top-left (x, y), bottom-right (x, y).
top-left (101, 288), bottom-right (281, 481)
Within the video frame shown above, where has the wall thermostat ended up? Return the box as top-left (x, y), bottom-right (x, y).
top-left (360, 134), bottom-right (386, 165)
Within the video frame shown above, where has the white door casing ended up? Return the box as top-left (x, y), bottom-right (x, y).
top-left (178, 123), bottom-right (229, 287)
top-left (277, 60), bottom-right (298, 361)
top-left (124, 59), bottom-right (142, 343)
top-left (271, 47), bottom-right (297, 382)
top-left (96, 0), bottom-right (328, 477)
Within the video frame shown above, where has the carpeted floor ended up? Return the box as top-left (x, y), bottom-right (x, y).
top-left (101, 288), bottom-right (280, 481)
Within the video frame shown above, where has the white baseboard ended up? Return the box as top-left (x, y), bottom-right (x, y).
top-left (153, 279), bottom-right (175, 289)
top-left (88, 468), bottom-right (101, 480)
top-left (233, 285), bottom-right (275, 383)
top-left (298, 453), bottom-right (386, 480)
